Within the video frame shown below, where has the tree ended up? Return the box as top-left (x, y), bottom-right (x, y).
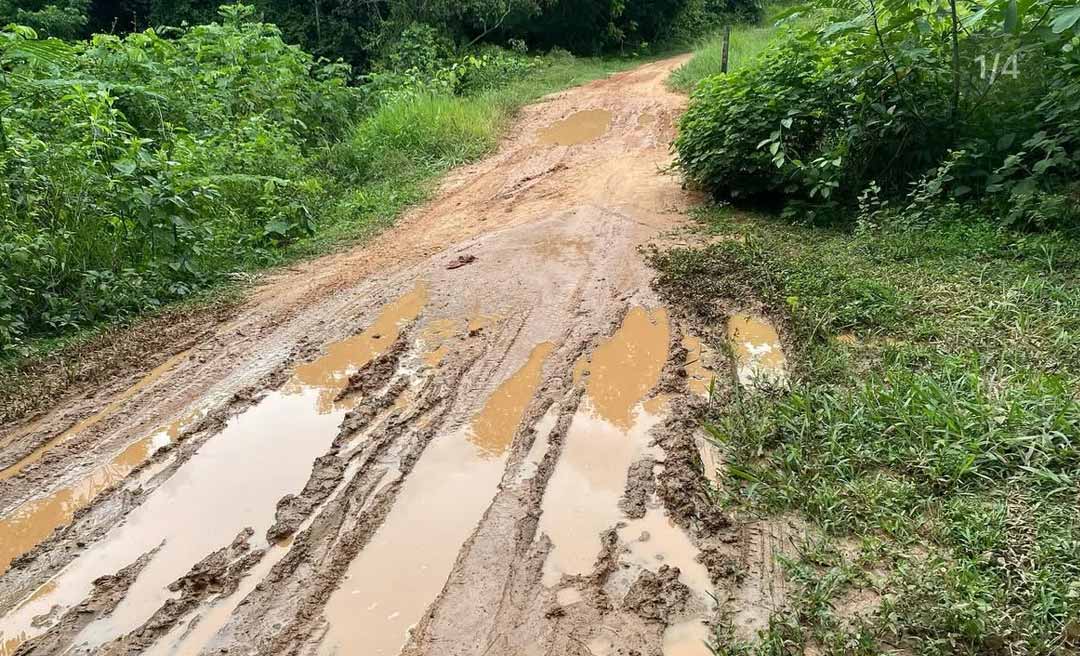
top-left (0, 0), bottom-right (90, 39)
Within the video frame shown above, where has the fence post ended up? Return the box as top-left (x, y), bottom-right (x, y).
top-left (721, 24), bottom-right (731, 73)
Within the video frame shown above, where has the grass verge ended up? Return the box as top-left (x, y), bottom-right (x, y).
top-left (651, 207), bottom-right (1080, 655)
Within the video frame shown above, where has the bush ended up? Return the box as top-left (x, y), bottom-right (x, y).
top-left (675, 1), bottom-right (1080, 228)
top-left (0, 5), bottom-right (356, 353)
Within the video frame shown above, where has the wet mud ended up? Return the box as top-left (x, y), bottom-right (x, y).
top-left (1, 56), bottom-right (803, 656)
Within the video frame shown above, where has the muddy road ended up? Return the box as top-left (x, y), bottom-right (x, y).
top-left (0, 57), bottom-right (792, 656)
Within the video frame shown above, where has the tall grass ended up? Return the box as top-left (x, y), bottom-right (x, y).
top-left (668, 6), bottom-right (815, 91)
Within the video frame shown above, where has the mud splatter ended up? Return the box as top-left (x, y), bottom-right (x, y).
top-left (622, 564), bottom-right (690, 622)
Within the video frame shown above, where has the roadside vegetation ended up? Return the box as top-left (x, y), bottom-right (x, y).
top-left (0, 0), bottom-right (760, 364)
top-left (669, 3), bottom-right (814, 90)
top-left (660, 1), bottom-right (1080, 654)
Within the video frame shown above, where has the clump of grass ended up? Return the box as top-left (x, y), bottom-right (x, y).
top-left (652, 207), bottom-right (1080, 655)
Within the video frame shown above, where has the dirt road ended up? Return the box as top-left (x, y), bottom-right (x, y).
top-left (0, 56), bottom-right (790, 656)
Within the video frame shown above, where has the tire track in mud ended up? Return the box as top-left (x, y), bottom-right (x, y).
top-left (0, 56), bottom-right (801, 656)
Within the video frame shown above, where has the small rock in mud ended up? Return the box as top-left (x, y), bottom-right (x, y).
top-left (446, 254), bottom-right (477, 270)
top-left (622, 565), bottom-right (689, 622)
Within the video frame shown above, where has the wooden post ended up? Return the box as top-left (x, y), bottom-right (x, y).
top-left (721, 24), bottom-right (731, 74)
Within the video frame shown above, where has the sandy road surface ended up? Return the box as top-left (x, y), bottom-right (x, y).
top-left (0, 56), bottom-right (790, 656)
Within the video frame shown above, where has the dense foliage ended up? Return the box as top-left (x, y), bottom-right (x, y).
top-left (0, 6), bottom-right (355, 350)
top-left (676, 0), bottom-right (1080, 228)
top-left (0, 3), bottom-right (607, 354)
top-left (9, 0), bottom-right (763, 64)
top-left (0, 0), bottom-right (87, 38)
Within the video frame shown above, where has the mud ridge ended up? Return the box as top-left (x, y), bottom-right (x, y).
top-left (205, 347), bottom-right (486, 655)
top-left (268, 334), bottom-right (414, 543)
top-left (96, 528), bottom-right (265, 655)
top-left (400, 345), bottom-right (593, 656)
top-left (13, 547), bottom-right (160, 656)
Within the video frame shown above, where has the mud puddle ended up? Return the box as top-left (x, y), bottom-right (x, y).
top-left (0, 285), bottom-right (428, 653)
top-left (726, 314), bottom-right (787, 389)
top-left (538, 109), bottom-right (613, 146)
top-left (0, 349), bottom-right (190, 482)
top-left (662, 619), bottom-right (712, 656)
top-left (618, 507), bottom-right (711, 601)
top-left (0, 419), bottom-right (181, 576)
top-left (318, 342), bottom-right (553, 655)
top-left (538, 307), bottom-right (669, 585)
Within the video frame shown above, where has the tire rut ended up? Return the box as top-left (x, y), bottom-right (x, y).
top-left (0, 56), bottom-right (754, 656)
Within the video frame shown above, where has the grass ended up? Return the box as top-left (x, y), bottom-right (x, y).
top-left (668, 5), bottom-right (815, 92)
top-left (651, 207), bottom-right (1080, 655)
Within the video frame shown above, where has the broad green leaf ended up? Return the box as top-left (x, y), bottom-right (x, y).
top-left (1004, 0), bottom-right (1019, 34)
top-left (1051, 6), bottom-right (1080, 33)
top-left (112, 159), bottom-right (137, 175)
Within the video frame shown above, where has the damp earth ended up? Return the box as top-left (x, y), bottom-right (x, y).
top-left (0, 57), bottom-right (789, 656)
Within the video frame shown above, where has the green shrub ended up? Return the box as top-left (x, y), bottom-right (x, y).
top-left (675, 1), bottom-right (1080, 228)
top-left (0, 5), bottom-right (356, 353)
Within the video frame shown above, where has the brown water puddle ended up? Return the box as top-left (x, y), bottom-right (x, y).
top-left (661, 619), bottom-right (712, 656)
top-left (0, 417), bottom-right (187, 576)
top-left (539, 307), bottom-right (669, 585)
top-left (618, 507), bottom-right (712, 601)
top-left (0, 284), bottom-right (428, 654)
top-left (538, 109), bottom-right (613, 146)
top-left (682, 335), bottom-right (716, 398)
top-left (726, 313), bottom-right (788, 390)
top-left (318, 341), bottom-right (553, 656)
top-left (0, 349), bottom-right (190, 483)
